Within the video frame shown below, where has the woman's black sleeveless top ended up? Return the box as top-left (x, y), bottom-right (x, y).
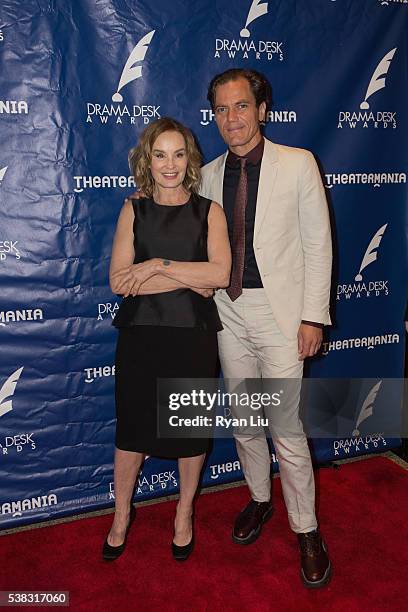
top-left (113, 194), bottom-right (222, 331)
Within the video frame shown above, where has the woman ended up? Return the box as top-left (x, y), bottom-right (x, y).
top-left (103, 117), bottom-right (231, 562)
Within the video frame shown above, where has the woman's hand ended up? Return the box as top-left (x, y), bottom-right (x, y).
top-left (191, 287), bottom-right (214, 298)
top-left (112, 259), bottom-right (160, 297)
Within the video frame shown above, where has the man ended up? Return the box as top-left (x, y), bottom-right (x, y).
top-left (200, 68), bottom-right (332, 588)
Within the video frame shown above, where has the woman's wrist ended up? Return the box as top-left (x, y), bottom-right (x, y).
top-left (154, 258), bottom-right (172, 275)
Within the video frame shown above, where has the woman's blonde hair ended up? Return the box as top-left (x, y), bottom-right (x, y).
top-left (128, 117), bottom-right (202, 197)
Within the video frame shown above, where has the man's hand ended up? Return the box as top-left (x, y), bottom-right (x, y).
top-left (125, 190), bottom-right (144, 202)
top-left (111, 259), bottom-right (159, 297)
top-left (297, 323), bottom-right (323, 360)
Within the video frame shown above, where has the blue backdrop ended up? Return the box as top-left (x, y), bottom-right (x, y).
top-left (0, 0), bottom-right (407, 527)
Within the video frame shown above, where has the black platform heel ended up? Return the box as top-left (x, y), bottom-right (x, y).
top-left (172, 514), bottom-right (194, 561)
top-left (102, 504), bottom-right (136, 561)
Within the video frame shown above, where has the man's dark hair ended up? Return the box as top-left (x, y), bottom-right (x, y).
top-left (207, 68), bottom-right (272, 111)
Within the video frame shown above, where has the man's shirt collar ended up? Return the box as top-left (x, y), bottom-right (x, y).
top-left (226, 137), bottom-right (264, 168)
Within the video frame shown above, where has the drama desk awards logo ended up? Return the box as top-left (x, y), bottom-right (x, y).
top-left (332, 381), bottom-right (386, 459)
top-left (354, 224), bottom-right (387, 282)
top-left (0, 166), bottom-right (8, 185)
top-left (338, 48), bottom-right (397, 128)
top-left (0, 367), bottom-right (24, 418)
top-left (337, 224), bottom-right (389, 300)
top-left (214, 0), bottom-right (284, 62)
top-left (0, 240), bottom-right (21, 262)
top-left (97, 301), bottom-right (119, 321)
top-left (110, 464), bottom-right (178, 497)
top-left (240, 0), bottom-right (268, 37)
top-left (0, 367), bottom-right (38, 458)
top-left (112, 31), bottom-right (155, 102)
top-left (332, 381), bottom-right (386, 458)
top-left (352, 381), bottom-right (382, 437)
top-left (86, 31), bottom-right (160, 125)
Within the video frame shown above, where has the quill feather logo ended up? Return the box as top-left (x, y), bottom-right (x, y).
top-left (0, 166), bottom-right (8, 184)
top-left (353, 381), bottom-right (382, 436)
top-left (360, 48), bottom-right (396, 110)
top-left (112, 30), bottom-right (155, 102)
top-left (0, 367), bottom-right (23, 418)
top-left (355, 224), bottom-right (387, 281)
top-left (240, 0), bottom-right (268, 37)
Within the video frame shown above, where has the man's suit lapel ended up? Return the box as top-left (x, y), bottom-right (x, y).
top-left (254, 138), bottom-right (279, 241)
top-left (212, 153), bottom-right (227, 206)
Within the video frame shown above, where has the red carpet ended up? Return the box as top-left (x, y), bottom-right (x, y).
top-left (1, 455), bottom-right (407, 611)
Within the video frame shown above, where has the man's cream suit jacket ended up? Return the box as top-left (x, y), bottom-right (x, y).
top-left (200, 138), bottom-right (332, 340)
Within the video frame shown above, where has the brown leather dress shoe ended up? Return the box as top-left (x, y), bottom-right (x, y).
top-left (232, 500), bottom-right (273, 545)
top-left (297, 530), bottom-right (332, 588)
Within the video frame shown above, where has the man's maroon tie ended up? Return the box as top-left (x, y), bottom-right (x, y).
top-left (226, 157), bottom-right (248, 301)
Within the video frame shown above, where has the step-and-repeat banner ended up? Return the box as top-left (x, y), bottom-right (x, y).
top-left (0, 0), bottom-right (407, 527)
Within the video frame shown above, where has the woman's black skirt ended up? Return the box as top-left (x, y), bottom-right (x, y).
top-left (114, 326), bottom-right (218, 458)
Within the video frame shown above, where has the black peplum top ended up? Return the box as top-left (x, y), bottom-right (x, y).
top-left (112, 194), bottom-right (223, 331)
